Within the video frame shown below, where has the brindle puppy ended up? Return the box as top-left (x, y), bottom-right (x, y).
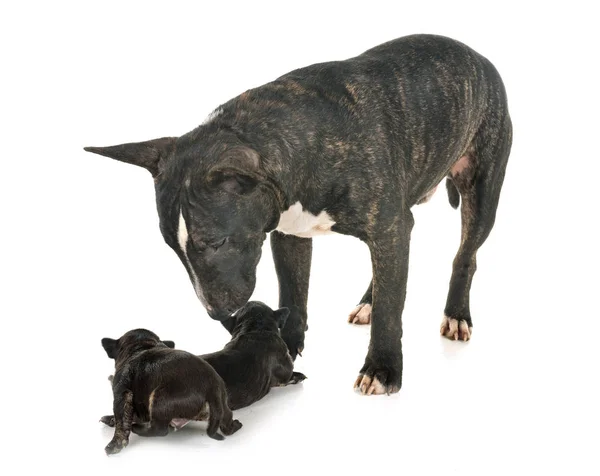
top-left (101, 329), bottom-right (241, 455)
top-left (102, 302), bottom-right (306, 428)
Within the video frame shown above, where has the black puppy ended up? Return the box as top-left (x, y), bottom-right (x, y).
top-left (102, 302), bottom-right (305, 424)
top-left (201, 301), bottom-right (306, 410)
top-left (101, 329), bottom-right (241, 455)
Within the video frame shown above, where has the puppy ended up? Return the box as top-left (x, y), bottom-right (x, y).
top-left (101, 328), bottom-right (241, 455)
top-left (201, 301), bottom-right (307, 410)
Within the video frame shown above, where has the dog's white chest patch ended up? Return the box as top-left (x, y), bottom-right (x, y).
top-left (276, 202), bottom-right (336, 238)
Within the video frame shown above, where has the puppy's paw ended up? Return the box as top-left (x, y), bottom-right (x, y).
top-left (105, 436), bottom-right (128, 455)
top-left (348, 303), bottom-right (371, 325)
top-left (228, 419), bottom-right (243, 435)
top-left (440, 315), bottom-right (472, 341)
top-left (281, 311), bottom-right (306, 360)
top-left (354, 354), bottom-right (402, 396)
top-left (208, 431), bottom-right (225, 441)
top-left (289, 371), bottom-right (307, 384)
top-left (100, 415), bottom-right (115, 427)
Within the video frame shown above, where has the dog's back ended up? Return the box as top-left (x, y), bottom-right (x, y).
top-left (202, 336), bottom-right (290, 409)
top-left (125, 348), bottom-right (224, 421)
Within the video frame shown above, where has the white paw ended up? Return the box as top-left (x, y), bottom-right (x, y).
top-left (440, 315), bottom-right (472, 341)
top-left (348, 303), bottom-right (372, 325)
top-left (353, 375), bottom-right (387, 395)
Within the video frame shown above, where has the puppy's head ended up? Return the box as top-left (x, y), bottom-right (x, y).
top-left (102, 329), bottom-right (175, 362)
top-left (226, 301), bottom-right (290, 336)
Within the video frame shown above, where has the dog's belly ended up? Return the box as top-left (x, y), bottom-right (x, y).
top-left (276, 201), bottom-right (336, 238)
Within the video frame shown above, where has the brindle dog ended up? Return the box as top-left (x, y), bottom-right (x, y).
top-left (85, 34), bottom-right (512, 395)
top-left (101, 329), bottom-right (241, 455)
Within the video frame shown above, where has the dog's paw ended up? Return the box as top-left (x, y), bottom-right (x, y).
top-left (105, 436), bottom-right (128, 455)
top-left (100, 415), bottom-right (115, 427)
top-left (289, 371), bottom-right (307, 384)
top-left (281, 312), bottom-right (306, 360)
top-left (228, 419), bottom-right (243, 435)
top-left (440, 316), bottom-right (472, 341)
top-left (354, 355), bottom-right (402, 395)
top-left (348, 303), bottom-right (371, 325)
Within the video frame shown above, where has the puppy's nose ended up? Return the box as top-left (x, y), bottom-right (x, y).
top-left (207, 308), bottom-right (232, 321)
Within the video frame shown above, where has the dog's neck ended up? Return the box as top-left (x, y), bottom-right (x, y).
top-left (204, 96), bottom-right (338, 214)
top-left (114, 340), bottom-right (165, 369)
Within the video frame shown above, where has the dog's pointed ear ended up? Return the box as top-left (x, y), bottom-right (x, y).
top-left (274, 307), bottom-right (291, 330)
top-left (101, 338), bottom-right (118, 359)
top-left (207, 146), bottom-right (262, 194)
top-left (84, 137), bottom-right (177, 177)
top-left (161, 340), bottom-right (175, 349)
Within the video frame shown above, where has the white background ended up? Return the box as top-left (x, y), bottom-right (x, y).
top-left (2, 1), bottom-right (599, 474)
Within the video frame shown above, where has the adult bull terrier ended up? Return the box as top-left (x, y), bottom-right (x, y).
top-left (85, 34), bottom-right (512, 396)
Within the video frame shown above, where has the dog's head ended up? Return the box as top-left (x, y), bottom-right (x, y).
top-left (85, 127), bottom-right (280, 321)
top-left (224, 301), bottom-right (290, 337)
top-left (102, 328), bottom-right (175, 364)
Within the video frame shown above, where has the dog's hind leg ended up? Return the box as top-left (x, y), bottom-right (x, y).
top-left (132, 420), bottom-right (169, 437)
top-left (348, 281), bottom-right (372, 325)
top-left (217, 388), bottom-right (242, 437)
top-left (218, 407), bottom-right (242, 436)
top-left (441, 110), bottom-right (512, 341)
top-left (105, 390), bottom-right (134, 455)
top-left (204, 393), bottom-right (227, 440)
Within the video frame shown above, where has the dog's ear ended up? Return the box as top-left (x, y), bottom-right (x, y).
top-left (207, 146), bottom-right (262, 194)
top-left (101, 338), bottom-right (118, 359)
top-left (161, 340), bottom-right (175, 349)
top-left (274, 307), bottom-right (291, 330)
top-left (84, 137), bottom-right (177, 177)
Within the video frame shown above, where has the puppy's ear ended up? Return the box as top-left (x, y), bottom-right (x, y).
top-left (274, 307), bottom-right (291, 330)
top-left (101, 338), bottom-right (118, 359)
top-left (162, 340), bottom-right (175, 349)
top-left (84, 137), bottom-right (177, 178)
top-left (207, 146), bottom-right (262, 195)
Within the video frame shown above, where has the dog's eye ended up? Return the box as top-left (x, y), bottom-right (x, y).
top-left (209, 237), bottom-right (227, 250)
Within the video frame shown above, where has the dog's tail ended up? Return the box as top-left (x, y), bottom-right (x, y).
top-left (446, 178), bottom-right (460, 209)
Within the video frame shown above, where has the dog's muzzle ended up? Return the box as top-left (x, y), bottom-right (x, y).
top-left (207, 307), bottom-right (235, 321)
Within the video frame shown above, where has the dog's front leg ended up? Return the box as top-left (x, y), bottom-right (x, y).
top-left (355, 211), bottom-right (414, 395)
top-left (271, 231), bottom-right (312, 360)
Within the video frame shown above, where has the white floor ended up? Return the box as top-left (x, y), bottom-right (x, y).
top-left (2, 2), bottom-right (599, 475)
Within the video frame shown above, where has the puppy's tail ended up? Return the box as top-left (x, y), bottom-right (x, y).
top-left (446, 178), bottom-right (460, 209)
